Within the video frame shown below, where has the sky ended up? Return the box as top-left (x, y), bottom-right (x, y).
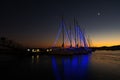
top-left (0, 0), bottom-right (120, 48)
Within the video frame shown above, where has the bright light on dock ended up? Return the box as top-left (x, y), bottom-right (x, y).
top-left (36, 49), bottom-right (40, 52)
top-left (27, 49), bottom-right (30, 51)
top-left (50, 49), bottom-right (52, 51)
top-left (32, 49), bottom-right (40, 53)
top-left (46, 48), bottom-right (52, 52)
top-left (46, 49), bottom-right (49, 52)
top-left (32, 49), bottom-right (36, 52)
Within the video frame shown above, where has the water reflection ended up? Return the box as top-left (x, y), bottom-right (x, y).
top-left (32, 55), bottom-right (40, 64)
top-left (0, 51), bottom-right (119, 80)
top-left (52, 54), bottom-right (91, 80)
top-left (52, 57), bottom-right (61, 80)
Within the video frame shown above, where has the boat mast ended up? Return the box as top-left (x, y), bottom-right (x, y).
top-left (74, 18), bottom-right (76, 48)
top-left (74, 17), bottom-right (79, 48)
top-left (69, 25), bottom-right (72, 48)
top-left (76, 19), bottom-right (79, 48)
top-left (62, 16), bottom-right (64, 48)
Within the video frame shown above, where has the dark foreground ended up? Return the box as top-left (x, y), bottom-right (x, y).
top-left (0, 50), bottom-right (120, 80)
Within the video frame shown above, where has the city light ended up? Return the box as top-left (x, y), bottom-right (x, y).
top-left (27, 49), bottom-right (30, 52)
top-left (32, 49), bottom-right (40, 53)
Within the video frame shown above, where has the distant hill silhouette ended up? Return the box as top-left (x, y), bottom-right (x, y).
top-left (92, 45), bottom-right (120, 50)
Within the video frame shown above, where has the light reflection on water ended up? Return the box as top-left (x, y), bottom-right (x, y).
top-left (0, 51), bottom-right (120, 80)
top-left (32, 55), bottom-right (40, 64)
top-left (52, 56), bottom-right (61, 80)
top-left (52, 54), bottom-right (91, 80)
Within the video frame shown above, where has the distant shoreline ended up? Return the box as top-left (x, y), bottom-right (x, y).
top-left (91, 45), bottom-right (120, 51)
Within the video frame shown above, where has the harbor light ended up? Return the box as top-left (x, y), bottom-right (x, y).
top-left (27, 49), bottom-right (30, 52)
top-left (46, 49), bottom-right (49, 52)
top-left (46, 49), bottom-right (52, 52)
top-left (36, 49), bottom-right (40, 52)
top-left (32, 49), bottom-right (36, 52)
top-left (32, 49), bottom-right (40, 53)
top-left (50, 49), bottom-right (52, 51)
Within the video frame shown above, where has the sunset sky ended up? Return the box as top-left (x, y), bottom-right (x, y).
top-left (0, 0), bottom-right (120, 48)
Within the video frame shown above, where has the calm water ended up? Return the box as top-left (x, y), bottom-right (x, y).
top-left (0, 50), bottom-right (120, 80)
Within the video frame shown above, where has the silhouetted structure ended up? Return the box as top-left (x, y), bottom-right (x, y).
top-left (0, 37), bottom-right (25, 55)
top-left (93, 45), bottom-right (120, 50)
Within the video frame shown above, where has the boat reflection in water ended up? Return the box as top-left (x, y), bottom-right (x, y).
top-left (52, 53), bottom-right (91, 80)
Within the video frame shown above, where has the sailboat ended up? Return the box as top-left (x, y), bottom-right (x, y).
top-left (49, 17), bottom-right (92, 55)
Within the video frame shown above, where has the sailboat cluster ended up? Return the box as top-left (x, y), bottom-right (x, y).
top-left (51, 17), bottom-right (92, 55)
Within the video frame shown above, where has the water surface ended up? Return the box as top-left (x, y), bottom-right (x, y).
top-left (0, 50), bottom-right (120, 80)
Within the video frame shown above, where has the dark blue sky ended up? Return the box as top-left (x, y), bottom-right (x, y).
top-left (0, 0), bottom-right (120, 47)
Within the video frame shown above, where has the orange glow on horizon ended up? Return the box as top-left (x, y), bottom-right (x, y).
top-left (92, 40), bottom-right (120, 47)
top-left (22, 41), bottom-right (120, 48)
top-left (20, 37), bottom-right (120, 48)
top-left (22, 40), bottom-right (120, 48)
